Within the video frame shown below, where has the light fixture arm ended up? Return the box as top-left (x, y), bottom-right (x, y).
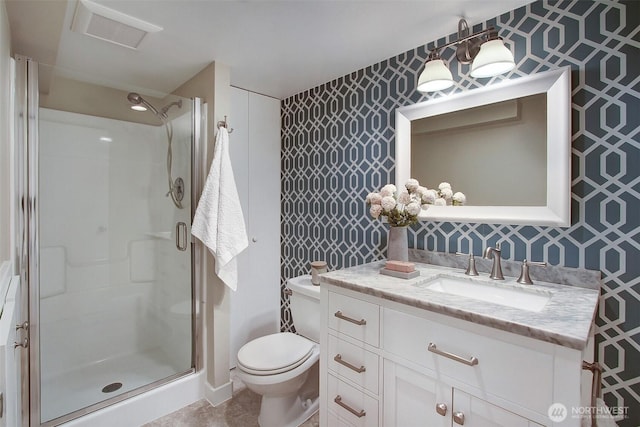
top-left (427, 19), bottom-right (497, 64)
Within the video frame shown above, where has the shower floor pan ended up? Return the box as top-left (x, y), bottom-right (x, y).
top-left (41, 348), bottom-right (183, 423)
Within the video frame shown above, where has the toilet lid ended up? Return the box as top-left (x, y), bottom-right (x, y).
top-left (237, 332), bottom-right (314, 375)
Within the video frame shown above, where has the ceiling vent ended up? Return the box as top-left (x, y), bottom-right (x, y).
top-left (71, 0), bottom-right (162, 49)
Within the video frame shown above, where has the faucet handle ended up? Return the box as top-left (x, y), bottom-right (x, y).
top-left (455, 252), bottom-right (479, 276)
top-left (516, 259), bottom-right (547, 285)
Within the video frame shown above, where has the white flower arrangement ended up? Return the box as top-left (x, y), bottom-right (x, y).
top-left (366, 179), bottom-right (466, 227)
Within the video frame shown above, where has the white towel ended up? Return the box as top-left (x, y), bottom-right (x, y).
top-left (192, 127), bottom-right (248, 291)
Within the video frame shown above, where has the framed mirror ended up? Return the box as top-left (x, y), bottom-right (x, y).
top-left (395, 67), bottom-right (571, 226)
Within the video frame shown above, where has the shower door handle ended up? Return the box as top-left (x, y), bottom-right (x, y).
top-left (176, 222), bottom-right (188, 251)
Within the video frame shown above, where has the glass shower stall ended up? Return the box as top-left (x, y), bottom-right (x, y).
top-left (15, 57), bottom-right (202, 426)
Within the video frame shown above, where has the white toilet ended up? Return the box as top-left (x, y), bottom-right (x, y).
top-left (236, 275), bottom-right (320, 427)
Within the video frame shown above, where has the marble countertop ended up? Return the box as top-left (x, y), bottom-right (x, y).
top-left (320, 261), bottom-right (600, 350)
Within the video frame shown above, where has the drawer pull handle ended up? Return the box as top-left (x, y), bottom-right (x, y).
top-left (334, 395), bottom-right (366, 418)
top-left (453, 411), bottom-right (465, 425)
top-left (334, 311), bottom-right (367, 326)
top-left (435, 402), bottom-right (448, 416)
top-left (334, 354), bottom-right (366, 373)
top-left (428, 342), bottom-right (478, 366)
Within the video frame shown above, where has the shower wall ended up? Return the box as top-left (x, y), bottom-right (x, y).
top-left (38, 108), bottom-right (190, 377)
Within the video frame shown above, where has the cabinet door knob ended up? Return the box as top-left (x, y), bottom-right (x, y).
top-left (252, 237), bottom-right (257, 242)
top-left (435, 402), bottom-right (447, 416)
top-left (453, 411), bottom-right (465, 425)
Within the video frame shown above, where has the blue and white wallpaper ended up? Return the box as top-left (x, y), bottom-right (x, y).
top-left (281, 0), bottom-right (639, 423)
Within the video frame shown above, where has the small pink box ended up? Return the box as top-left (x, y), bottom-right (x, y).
top-left (385, 260), bottom-right (416, 273)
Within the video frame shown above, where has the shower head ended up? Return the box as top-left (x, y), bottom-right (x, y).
top-left (127, 92), bottom-right (143, 104)
top-left (127, 92), bottom-right (163, 118)
top-left (127, 92), bottom-right (182, 120)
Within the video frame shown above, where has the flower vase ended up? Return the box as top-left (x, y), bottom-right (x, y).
top-left (387, 226), bottom-right (409, 262)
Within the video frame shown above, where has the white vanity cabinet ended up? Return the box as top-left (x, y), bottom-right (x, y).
top-left (320, 285), bottom-right (593, 427)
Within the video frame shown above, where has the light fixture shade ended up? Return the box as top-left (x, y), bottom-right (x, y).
top-left (470, 39), bottom-right (515, 78)
top-left (417, 59), bottom-right (454, 92)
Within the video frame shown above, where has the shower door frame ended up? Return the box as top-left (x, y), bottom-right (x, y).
top-left (16, 56), bottom-right (204, 427)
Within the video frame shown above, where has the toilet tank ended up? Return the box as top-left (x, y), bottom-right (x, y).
top-left (288, 275), bottom-right (321, 343)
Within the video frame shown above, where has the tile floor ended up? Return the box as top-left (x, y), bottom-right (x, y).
top-left (144, 370), bottom-right (319, 427)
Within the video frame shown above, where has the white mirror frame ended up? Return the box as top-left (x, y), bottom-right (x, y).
top-left (396, 66), bottom-right (571, 226)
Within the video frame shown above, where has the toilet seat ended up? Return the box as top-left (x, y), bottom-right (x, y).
top-left (237, 332), bottom-right (315, 376)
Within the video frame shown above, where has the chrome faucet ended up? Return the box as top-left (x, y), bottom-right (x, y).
top-left (483, 243), bottom-right (504, 280)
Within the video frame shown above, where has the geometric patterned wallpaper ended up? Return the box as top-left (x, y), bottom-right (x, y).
top-left (281, 1), bottom-right (639, 424)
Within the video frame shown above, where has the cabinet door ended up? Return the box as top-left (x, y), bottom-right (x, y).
top-left (453, 389), bottom-right (544, 427)
top-left (383, 359), bottom-right (450, 427)
top-left (229, 88), bottom-right (281, 367)
top-left (246, 91), bottom-right (281, 337)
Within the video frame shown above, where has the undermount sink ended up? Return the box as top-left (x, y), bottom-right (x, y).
top-left (424, 276), bottom-right (552, 312)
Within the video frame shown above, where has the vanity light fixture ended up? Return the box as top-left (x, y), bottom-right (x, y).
top-left (417, 50), bottom-right (454, 92)
top-left (417, 19), bottom-right (515, 93)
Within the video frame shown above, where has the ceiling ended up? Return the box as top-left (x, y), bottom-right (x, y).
top-left (6, 0), bottom-right (533, 100)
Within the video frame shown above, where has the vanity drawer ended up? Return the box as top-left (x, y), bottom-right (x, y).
top-left (326, 410), bottom-right (355, 427)
top-left (328, 374), bottom-right (379, 427)
top-left (327, 333), bottom-right (379, 394)
top-left (328, 292), bottom-right (380, 347)
top-left (382, 307), bottom-right (554, 414)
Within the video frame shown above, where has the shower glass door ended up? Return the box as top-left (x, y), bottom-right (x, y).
top-left (36, 96), bottom-right (197, 424)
